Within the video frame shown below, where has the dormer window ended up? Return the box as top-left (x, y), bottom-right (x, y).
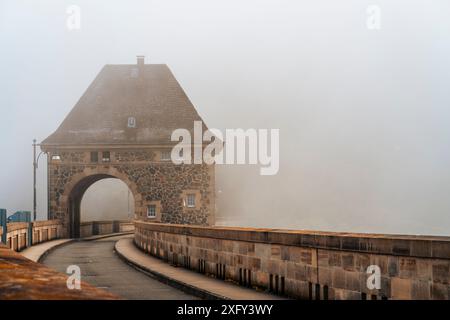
top-left (128, 117), bottom-right (136, 128)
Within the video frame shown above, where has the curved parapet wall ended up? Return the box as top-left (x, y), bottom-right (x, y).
top-left (80, 220), bottom-right (134, 238)
top-left (4, 220), bottom-right (62, 251)
top-left (134, 221), bottom-right (450, 300)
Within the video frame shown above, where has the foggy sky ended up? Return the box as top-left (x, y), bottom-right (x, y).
top-left (1, 0), bottom-right (450, 235)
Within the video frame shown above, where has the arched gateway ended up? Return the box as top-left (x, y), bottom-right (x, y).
top-left (40, 56), bottom-right (215, 237)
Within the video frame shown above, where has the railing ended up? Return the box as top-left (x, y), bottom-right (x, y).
top-left (1, 220), bottom-right (63, 252)
top-left (80, 220), bottom-right (134, 238)
top-left (0, 218), bottom-right (134, 251)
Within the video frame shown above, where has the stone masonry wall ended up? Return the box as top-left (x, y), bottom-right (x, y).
top-left (44, 147), bottom-right (215, 236)
top-left (135, 221), bottom-right (450, 300)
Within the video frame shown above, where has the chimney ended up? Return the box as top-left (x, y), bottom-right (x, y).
top-left (137, 55), bottom-right (145, 67)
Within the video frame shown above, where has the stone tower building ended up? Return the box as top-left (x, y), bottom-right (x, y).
top-left (41, 56), bottom-right (215, 237)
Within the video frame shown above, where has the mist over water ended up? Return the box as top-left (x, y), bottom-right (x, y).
top-left (1, 0), bottom-right (449, 235)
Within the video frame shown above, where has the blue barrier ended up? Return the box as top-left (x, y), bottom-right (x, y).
top-left (0, 209), bottom-right (6, 243)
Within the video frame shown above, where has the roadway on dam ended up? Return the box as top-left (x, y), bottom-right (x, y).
top-left (41, 234), bottom-right (197, 300)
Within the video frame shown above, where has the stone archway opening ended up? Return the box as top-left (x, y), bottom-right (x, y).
top-left (81, 178), bottom-right (135, 223)
top-left (67, 174), bottom-right (137, 238)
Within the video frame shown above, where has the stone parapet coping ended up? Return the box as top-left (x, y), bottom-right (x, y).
top-left (6, 222), bottom-right (29, 232)
top-left (135, 221), bottom-right (450, 259)
top-left (32, 219), bottom-right (61, 227)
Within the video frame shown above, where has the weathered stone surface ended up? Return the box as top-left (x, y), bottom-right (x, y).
top-left (134, 222), bottom-right (450, 300)
top-left (391, 278), bottom-right (412, 300)
top-left (432, 262), bottom-right (449, 284)
top-left (43, 151), bottom-right (215, 237)
top-left (0, 245), bottom-right (117, 300)
top-left (411, 280), bottom-right (430, 300)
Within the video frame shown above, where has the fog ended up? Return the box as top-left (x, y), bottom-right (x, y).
top-left (81, 179), bottom-right (134, 222)
top-left (1, 0), bottom-right (450, 235)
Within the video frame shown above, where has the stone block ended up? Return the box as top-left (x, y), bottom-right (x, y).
top-left (267, 259), bottom-right (281, 275)
top-left (367, 238), bottom-right (392, 255)
top-left (286, 261), bottom-right (296, 279)
top-left (280, 246), bottom-right (290, 260)
top-left (392, 240), bottom-right (411, 256)
top-left (342, 237), bottom-right (359, 251)
top-left (254, 243), bottom-right (270, 259)
top-left (301, 249), bottom-right (313, 265)
top-left (416, 259), bottom-right (431, 281)
top-left (379, 276), bottom-right (391, 298)
top-left (284, 278), bottom-right (296, 297)
top-left (344, 271), bottom-right (361, 292)
top-left (306, 265), bottom-right (318, 282)
top-left (255, 271), bottom-right (269, 288)
top-left (288, 246), bottom-right (303, 263)
top-left (391, 277), bottom-right (412, 300)
top-left (369, 255), bottom-right (388, 274)
top-left (342, 290), bottom-right (361, 300)
top-left (325, 236), bottom-right (341, 250)
top-left (319, 267), bottom-right (332, 285)
top-left (399, 258), bottom-right (417, 278)
top-left (410, 240), bottom-right (431, 258)
top-left (329, 252), bottom-right (344, 268)
top-left (411, 280), bottom-right (430, 300)
top-left (221, 240), bottom-right (234, 253)
top-left (387, 256), bottom-right (399, 277)
top-left (332, 268), bottom-right (346, 289)
top-left (270, 245), bottom-right (281, 259)
top-left (432, 262), bottom-right (449, 284)
top-left (298, 280), bottom-right (311, 299)
top-left (431, 241), bottom-right (450, 259)
top-left (342, 253), bottom-right (355, 271)
top-left (250, 257), bottom-right (261, 269)
top-left (333, 288), bottom-right (344, 300)
top-left (318, 250), bottom-right (329, 267)
top-left (300, 234), bottom-right (316, 247)
top-left (431, 282), bottom-right (449, 300)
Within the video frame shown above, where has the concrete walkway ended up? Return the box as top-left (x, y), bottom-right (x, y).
top-left (20, 239), bottom-right (73, 262)
top-left (115, 238), bottom-right (283, 300)
top-left (42, 235), bottom-right (195, 300)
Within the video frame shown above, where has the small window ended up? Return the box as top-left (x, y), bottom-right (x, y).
top-left (161, 150), bottom-right (171, 161)
top-left (128, 117), bottom-right (136, 128)
top-left (186, 194), bottom-right (196, 208)
top-left (51, 154), bottom-right (61, 161)
top-left (90, 151), bottom-right (98, 163)
top-left (102, 151), bottom-right (110, 162)
top-left (147, 205), bottom-right (156, 218)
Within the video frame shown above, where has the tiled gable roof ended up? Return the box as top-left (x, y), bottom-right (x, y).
top-left (42, 63), bottom-right (207, 146)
